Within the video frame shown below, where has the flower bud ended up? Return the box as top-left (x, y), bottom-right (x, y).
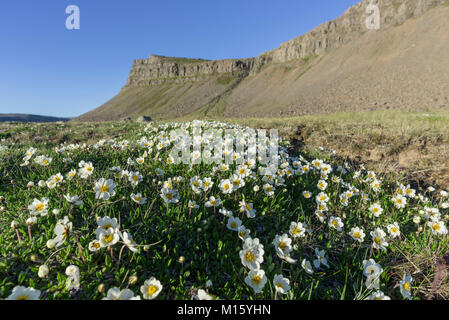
top-left (11, 221), bottom-right (19, 230)
top-left (128, 275), bottom-right (138, 285)
top-left (46, 239), bottom-right (56, 249)
top-left (27, 181), bottom-right (35, 188)
top-left (178, 256), bottom-right (185, 264)
top-left (30, 254), bottom-right (39, 262)
top-left (38, 264), bottom-right (49, 278)
top-left (97, 283), bottom-right (106, 293)
top-left (38, 180), bottom-right (46, 187)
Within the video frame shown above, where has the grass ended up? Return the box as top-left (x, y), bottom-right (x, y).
top-left (0, 119), bottom-right (448, 300)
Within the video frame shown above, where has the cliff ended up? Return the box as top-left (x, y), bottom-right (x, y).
top-left (77, 0), bottom-right (449, 121)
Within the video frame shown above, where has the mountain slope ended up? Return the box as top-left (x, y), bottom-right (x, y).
top-left (76, 0), bottom-right (449, 121)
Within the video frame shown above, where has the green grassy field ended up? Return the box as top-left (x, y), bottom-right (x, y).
top-left (0, 119), bottom-right (448, 300)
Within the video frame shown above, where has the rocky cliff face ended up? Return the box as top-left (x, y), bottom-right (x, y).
top-left (124, 55), bottom-right (255, 87)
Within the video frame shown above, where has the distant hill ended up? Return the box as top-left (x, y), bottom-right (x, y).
top-left (77, 0), bottom-right (449, 121)
top-left (0, 114), bottom-right (71, 123)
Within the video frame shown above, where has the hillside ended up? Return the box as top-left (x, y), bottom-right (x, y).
top-left (0, 114), bottom-right (71, 123)
top-left (76, 0), bottom-right (449, 121)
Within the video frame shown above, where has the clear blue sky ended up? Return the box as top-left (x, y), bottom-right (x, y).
top-left (0, 0), bottom-right (361, 118)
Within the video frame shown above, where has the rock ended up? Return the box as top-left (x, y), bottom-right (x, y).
top-left (136, 116), bottom-right (152, 123)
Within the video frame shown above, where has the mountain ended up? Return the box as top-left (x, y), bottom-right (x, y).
top-left (0, 114), bottom-right (71, 123)
top-left (76, 0), bottom-right (449, 121)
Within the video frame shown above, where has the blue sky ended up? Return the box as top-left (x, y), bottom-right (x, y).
top-left (0, 0), bottom-right (361, 118)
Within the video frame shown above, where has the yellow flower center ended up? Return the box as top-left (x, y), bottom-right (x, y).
top-left (374, 237), bottom-right (382, 245)
top-left (403, 282), bottom-right (411, 291)
top-left (230, 222), bottom-right (237, 229)
top-left (252, 275), bottom-right (262, 285)
top-left (16, 295), bottom-right (29, 300)
top-left (353, 232), bottom-right (361, 238)
top-left (104, 234), bottom-right (114, 243)
top-left (101, 185), bottom-right (109, 193)
top-left (36, 203), bottom-right (44, 211)
top-left (166, 193), bottom-right (173, 200)
top-left (148, 285), bottom-right (158, 296)
top-left (279, 242), bottom-right (286, 251)
top-left (433, 224), bottom-right (440, 231)
top-left (245, 252), bottom-right (255, 262)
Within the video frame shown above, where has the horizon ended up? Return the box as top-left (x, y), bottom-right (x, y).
top-left (0, 0), bottom-right (361, 118)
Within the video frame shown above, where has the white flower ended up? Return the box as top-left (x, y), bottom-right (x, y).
top-left (427, 220), bottom-right (448, 236)
top-left (244, 269), bottom-right (267, 294)
top-left (274, 234), bottom-right (293, 257)
top-left (227, 216), bottom-right (242, 232)
top-left (120, 231), bottom-right (139, 253)
top-left (52, 216), bottom-right (72, 247)
top-left (392, 194), bottom-right (407, 209)
top-left (328, 216), bottom-right (344, 232)
top-left (65, 265), bottom-right (81, 290)
top-left (387, 222), bottom-right (401, 238)
top-left (195, 289), bottom-right (217, 300)
top-left (366, 290), bottom-right (391, 300)
top-left (94, 178), bottom-right (116, 200)
top-left (78, 161), bottom-right (94, 179)
top-left (239, 237), bottom-right (264, 270)
top-left (64, 194), bottom-right (83, 206)
top-left (160, 187), bottom-right (179, 204)
top-left (237, 225), bottom-right (251, 240)
top-left (349, 227), bottom-right (365, 243)
top-left (313, 248), bottom-right (329, 269)
top-left (88, 240), bottom-right (101, 252)
top-left (205, 196), bottom-right (221, 208)
top-left (317, 180), bottom-right (328, 191)
top-left (219, 179), bottom-right (233, 194)
top-left (103, 287), bottom-right (141, 300)
top-left (99, 228), bottom-right (120, 247)
top-left (239, 200), bottom-right (256, 218)
top-left (289, 221), bottom-right (306, 238)
top-left (301, 259), bottom-right (314, 275)
top-left (273, 274), bottom-right (291, 295)
top-left (188, 200), bottom-right (199, 209)
top-left (7, 286), bottom-right (41, 300)
top-left (371, 228), bottom-right (388, 251)
top-left (128, 171), bottom-right (143, 187)
top-left (363, 259), bottom-right (382, 276)
top-left (140, 277), bottom-right (163, 300)
top-left (28, 198), bottom-right (49, 216)
top-left (130, 193), bottom-right (147, 205)
top-left (399, 272), bottom-right (413, 300)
